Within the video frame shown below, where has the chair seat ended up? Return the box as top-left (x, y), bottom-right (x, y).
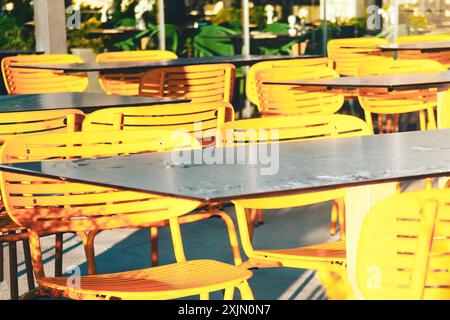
top-left (0, 213), bottom-right (26, 234)
top-left (40, 259), bottom-right (253, 300)
top-left (258, 240), bottom-right (346, 262)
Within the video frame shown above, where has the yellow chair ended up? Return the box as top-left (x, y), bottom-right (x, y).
top-left (1, 54), bottom-right (88, 94)
top-left (0, 109), bottom-right (85, 299)
top-left (396, 33), bottom-right (450, 44)
top-left (82, 103), bottom-right (240, 267)
top-left (96, 50), bottom-right (178, 96)
top-left (82, 101), bottom-right (234, 147)
top-left (0, 129), bottom-right (254, 300)
top-left (139, 63), bottom-right (235, 103)
top-left (254, 66), bottom-right (344, 116)
top-left (246, 57), bottom-right (334, 108)
top-left (438, 89), bottom-right (450, 129)
top-left (327, 38), bottom-right (390, 76)
top-left (356, 189), bottom-right (450, 300)
top-left (357, 59), bottom-right (446, 134)
top-left (220, 115), bottom-right (371, 297)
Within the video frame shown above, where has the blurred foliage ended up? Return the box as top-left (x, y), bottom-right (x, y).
top-left (210, 6), bottom-right (266, 28)
top-left (0, 13), bottom-right (34, 50)
top-left (67, 17), bottom-right (104, 53)
top-left (408, 14), bottom-right (433, 30)
top-left (0, 0), bottom-right (33, 24)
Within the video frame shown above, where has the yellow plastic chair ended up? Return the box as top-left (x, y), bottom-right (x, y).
top-left (82, 103), bottom-right (240, 267)
top-left (82, 101), bottom-right (234, 147)
top-left (139, 63), bottom-right (235, 103)
top-left (357, 59), bottom-right (446, 134)
top-left (254, 66), bottom-right (344, 116)
top-left (356, 189), bottom-right (450, 300)
top-left (96, 50), bottom-right (178, 96)
top-left (0, 129), bottom-right (253, 300)
top-left (0, 109), bottom-right (85, 299)
top-left (438, 89), bottom-right (450, 129)
top-left (246, 57), bottom-right (334, 107)
top-left (396, 33), bottom-right (450, 44)
top-left (1, 54), bottom-right (88, 94)
top-left (327, 38), bottom-right (390, 77)
top-left (221, 115), bottom-right (371, 288)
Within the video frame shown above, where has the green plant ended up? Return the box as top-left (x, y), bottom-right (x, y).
top-left (67, 17), bottom-right (104, 53)
top-left (0, 13), bottom-right (34, 50)
top-left (211, 6), bottom-right (266, 29)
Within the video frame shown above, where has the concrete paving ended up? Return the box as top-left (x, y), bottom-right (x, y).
top-left (0, 179), bottom-right (426, 300)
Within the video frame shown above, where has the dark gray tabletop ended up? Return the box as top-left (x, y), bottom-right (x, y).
top-left (0, 92), bottom-right (188, 113)
top-left (264, 71), bottom-right (450, 91)
top-left (11, 55), bottom-right (322, 74)
top-left (2, 129), bottom-right (450, 202)
top-left (379, 42), bottom-right (450, 52)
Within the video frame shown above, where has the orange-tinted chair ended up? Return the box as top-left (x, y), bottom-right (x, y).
top-left (0, 129), bottom-right (253, 300)
top-left (327, 38), bottom-right (390, 76)
top-left (82, 101), bottom-right (234, 147)
top-left (82, 102), bottom-right (240, 267)
top-left (1, 54), bottom-right (88, 94)
top-left (356, 189), bottom-right (450, 299)
top-left (357, 59), bottom-right (446, 134)
top-left (220, 115), bottom-right (371, 300)
top-left (254, 66), bottom-right (344, 116)
top-left (139, 63), bottom-right (235, 103)
top-left (221, 114), bottom-right (371, 244)
top-left (96, 50), bottom-right (178, 96)
top-left (246, 57), bottom-right (334, 108)
top-left (0, 109), bottom-right (85, 299)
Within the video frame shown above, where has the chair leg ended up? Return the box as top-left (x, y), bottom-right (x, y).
top-left (207, 211), bottom-right (242, 266)
top-left (22, 239), bottom-right (35, 291)
top-left (329, 200), bottom-right (339, 236)
top-left (237, 281), bottom-right (254, 300)
top-left (8, 241), bottom-right (18, 300)
top-left (76, 231), bottom-right (98, 275)
top-left (54, 233), bottom-right (63, 277)
top-left (0, 242), bottom-right (3, 283)
top-left (150, 227), bottom-right (159, 267)
top-left (337, 198), bottom-right (346, 241)
top-left (224, 287), bottom-right (234, 300)
top-left (256, 209), bottom-right (264, 226)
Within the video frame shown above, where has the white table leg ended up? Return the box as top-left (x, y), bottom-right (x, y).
top-left (345, 182), bottom-right (398, 299)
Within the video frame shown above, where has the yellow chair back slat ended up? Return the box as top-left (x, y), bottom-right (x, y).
top-left (356, 189), bottom-right (450, 300)
top-left (0, 129), bottom-right (201, 235)
top-left (82, 102), bottom-right (234, 147)
top-left (255, 66), bottom-right (344, 116)
top-left (221, 114), bottom-right (370, 205)
top-left (246, 58), bottom-right (334, 107)
top-left (220, 114), bottom-right (371, 145)
top-left (438, 90), bottom-right (450, 129)
top-left (396, 34), bottom-right (450, 44)
top-left (1, 54), bottom-right (88, 94)
top-left (96, 50), bottom-right (178, 96)
top-left (0, 109), bottom-right (84, 145)
top-left (327, 38), bottom-right (390, 76)
top-left (139, 63), bottom-right (235, 103)
top-left (357, 59), bottom-right (446, 133)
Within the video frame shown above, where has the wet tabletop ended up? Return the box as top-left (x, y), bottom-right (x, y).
top-left (265, 71), bottom-right (450, 90)
top-left (379, 42), bottom-right (450, 51)
top-left (11, 55), bottom-right (322, 73)
top-left (3, 129), bottom-right (450, 202)
top-left (0, 92), bottom-right (188, 113)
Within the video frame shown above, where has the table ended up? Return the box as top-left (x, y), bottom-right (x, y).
top-left (0, 50), bottom-right (44, 95)
top-left (264, 70), bottom-right (450, 91)
top-left (11, 55), bottom-right (322, 74)
top-left (379, 42), bottom-right (450, 53)
top-left (2, 129), bottom-right (450, 298)
top-left (0, 92), bottom-right (188, 113)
